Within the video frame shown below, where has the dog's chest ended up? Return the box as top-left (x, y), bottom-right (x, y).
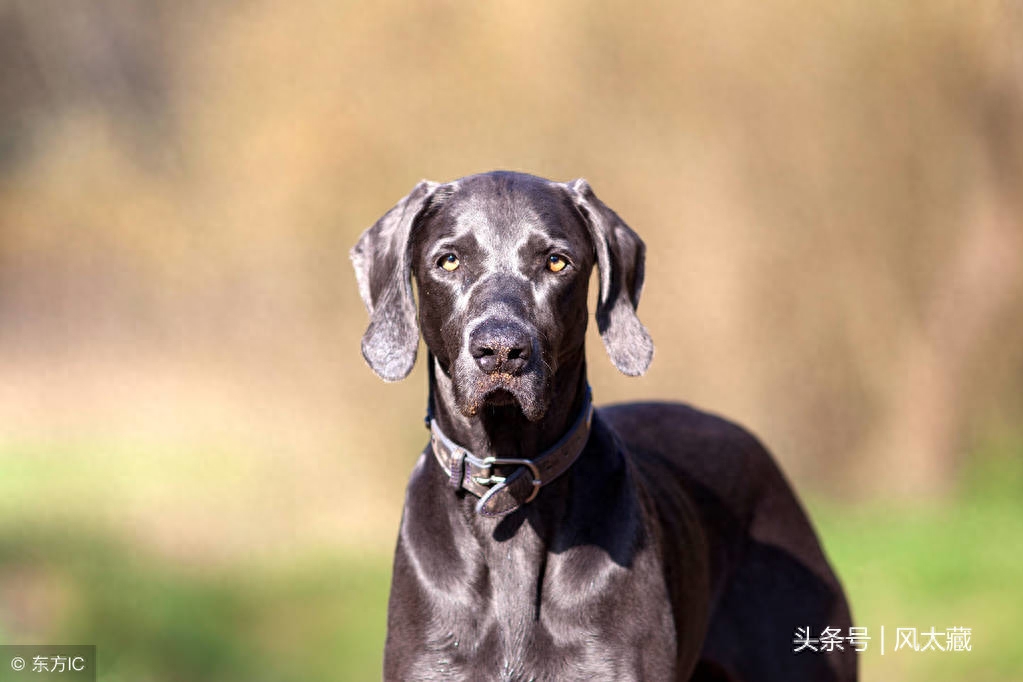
top-left (402, 532), bottom-right (675, 681)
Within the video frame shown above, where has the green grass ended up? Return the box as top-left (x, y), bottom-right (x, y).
top-left (813, 481), bottom-right (1023, 680)
top-left (0, 525), bottom-right (391, 682)
top-left (0, 440), bottom-right (1020, 681)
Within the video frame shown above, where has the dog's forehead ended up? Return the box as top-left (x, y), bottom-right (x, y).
top-left (430, 175), bottom-right (585, 250)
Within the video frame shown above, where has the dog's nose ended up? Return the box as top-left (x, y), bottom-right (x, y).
top-left (469, 322), bottom-right (532, 375)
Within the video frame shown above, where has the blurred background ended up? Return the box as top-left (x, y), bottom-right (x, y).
top-left (1, 0), bottom-right (1021, 679)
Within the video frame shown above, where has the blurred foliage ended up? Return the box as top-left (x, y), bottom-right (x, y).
top-left (2, 0), bottom-right (1022, 494)
top-left (1, 0), bottom-right (1022, 678)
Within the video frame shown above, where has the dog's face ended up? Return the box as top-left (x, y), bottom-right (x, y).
top-left (410, 173), bottom-right (594, 420)
top-left (351, 171), bottom-right (653, 421)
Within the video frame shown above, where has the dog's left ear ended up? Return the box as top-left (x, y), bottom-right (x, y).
top-left (566, 178), bottom-right (654, 376)
top-left (350, 180), bottom-right (439, 381)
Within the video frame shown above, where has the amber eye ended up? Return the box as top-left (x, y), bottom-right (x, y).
top-left (439, 253), bottom-right (460, 271)
top-left (547, 254), bottom-right (568, 273)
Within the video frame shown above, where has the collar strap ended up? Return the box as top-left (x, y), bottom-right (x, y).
top-left (429, 387), bottom-right (594, 517)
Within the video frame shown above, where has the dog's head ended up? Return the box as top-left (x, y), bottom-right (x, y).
top-left (351, 171), bottom-right (653, 421)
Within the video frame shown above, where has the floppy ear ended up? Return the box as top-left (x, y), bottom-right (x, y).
top-left (350, 180), bottom-right (438, 381)
top-left (567, 178), bottom-right (654, 376)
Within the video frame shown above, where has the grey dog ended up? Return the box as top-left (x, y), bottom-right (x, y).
top-left (351, 171), bottom-right (856, 681)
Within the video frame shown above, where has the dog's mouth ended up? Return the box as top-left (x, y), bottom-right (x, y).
top-left (456, 370), bottom-right (549, 422)
top-left (482, 387), bottom-right (518, 407)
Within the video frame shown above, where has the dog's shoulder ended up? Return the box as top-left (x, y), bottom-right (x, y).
top-left (596, 401), bottom-right (776, 521)
top-left (596, 401), bottom-right (768, 462)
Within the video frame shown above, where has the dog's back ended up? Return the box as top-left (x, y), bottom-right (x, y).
top-left (601, 402), bottom-right (858, 681)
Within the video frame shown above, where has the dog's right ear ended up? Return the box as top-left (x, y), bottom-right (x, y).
top-left (350, 180), bottom-right (438, 381)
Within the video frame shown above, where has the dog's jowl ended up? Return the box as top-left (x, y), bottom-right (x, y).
top-left (352, 171), bottom-right (857, 682)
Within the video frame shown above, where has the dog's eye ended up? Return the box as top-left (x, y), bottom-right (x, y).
top-left (547, 254), bottom-right (568, 273)
top-left (438, 254), bottom-right (460, 272)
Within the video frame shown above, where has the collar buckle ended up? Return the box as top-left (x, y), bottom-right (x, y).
top-left (428, 385), bottom-right (593, 516)
top-left (472, 456), bottom-right (543, 503)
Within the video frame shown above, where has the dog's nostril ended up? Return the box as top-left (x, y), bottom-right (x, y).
top-left (507, 348), bottom-right (523, 360)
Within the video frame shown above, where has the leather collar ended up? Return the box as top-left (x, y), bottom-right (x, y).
top-left (428, 387), bottom-right (594, 517)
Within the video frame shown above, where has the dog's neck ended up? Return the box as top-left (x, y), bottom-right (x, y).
top-left (428, 353), bottom-right (588, 462)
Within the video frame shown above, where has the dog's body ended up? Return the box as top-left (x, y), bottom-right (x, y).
top-left (352, 171), bottom-right (856, 681)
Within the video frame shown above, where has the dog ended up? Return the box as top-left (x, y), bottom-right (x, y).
top-left (351, 171), bottom-right (857, 681)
